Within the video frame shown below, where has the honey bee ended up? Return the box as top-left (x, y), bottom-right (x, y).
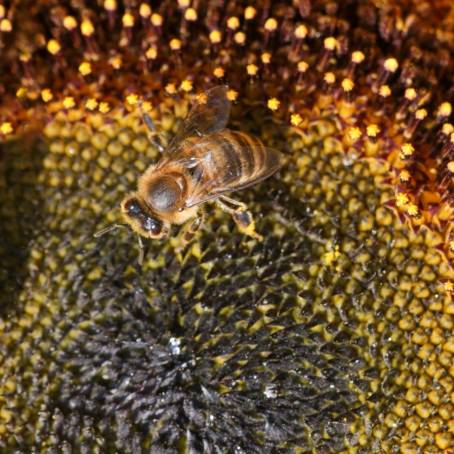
top-left (96, 86), bottom-right (283, 263)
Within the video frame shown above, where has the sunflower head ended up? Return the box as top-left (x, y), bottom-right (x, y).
top-left (1, 1), bottom-right (454, 452)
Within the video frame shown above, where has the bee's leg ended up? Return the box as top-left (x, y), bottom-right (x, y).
top-left (138, 101), bottom-right (165, 153)
top-left (180, 209), bottom-right (205, 247)
top-left (216, 196), bottom-right (263, 240)
top-left (137, 235), bottom-right (146, 265)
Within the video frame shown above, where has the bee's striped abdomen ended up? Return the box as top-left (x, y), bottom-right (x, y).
top-left (180, 129), bottom-right (282, 208)
top-left (208, 130), bottom-right (268, 187)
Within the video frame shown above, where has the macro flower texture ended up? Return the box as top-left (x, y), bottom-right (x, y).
top-left (1, 0), bottom-right (454, 452)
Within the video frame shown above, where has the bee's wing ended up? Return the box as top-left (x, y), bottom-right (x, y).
top-left (162, 85), bottom-right (231, 160)
top-left (182, 136), bottom-right (283, 209)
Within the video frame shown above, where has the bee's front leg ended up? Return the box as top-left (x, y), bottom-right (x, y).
top-left (137, 234), bottom-right (146, 265)
top-left (138, 228), bottom-right (171, 265)
top-left (138, 101), bottom-right (165, 153)
top-left (179, 209), bottom-right (206, 248)
top-left (216, 195), bottom-right (263, 241)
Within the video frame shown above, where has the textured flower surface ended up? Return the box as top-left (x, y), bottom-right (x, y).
top-left (1, 0), bottom-right (454, 453)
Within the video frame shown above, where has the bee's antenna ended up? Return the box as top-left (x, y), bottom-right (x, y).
top-left (94, 224), bottom-right (147, 265)
top-left (93, 223), bottom-right (128, 238)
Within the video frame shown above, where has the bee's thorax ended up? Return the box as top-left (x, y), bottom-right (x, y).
top-left (146, 174), bottom-right (186, 212)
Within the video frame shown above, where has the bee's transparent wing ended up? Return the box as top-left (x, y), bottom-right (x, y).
top-left (163, 85), bottom-right (231, 158)
top-left (182, 136), bottom-right (283, 209)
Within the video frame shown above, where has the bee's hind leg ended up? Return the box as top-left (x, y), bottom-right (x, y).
top-left (216, 195), bottom-right (263, 241)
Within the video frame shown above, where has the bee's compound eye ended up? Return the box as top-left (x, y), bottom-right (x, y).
top-left (125, 198), bottom-right (142, 216)
top-left (143, 216), bottom-right (163, 235)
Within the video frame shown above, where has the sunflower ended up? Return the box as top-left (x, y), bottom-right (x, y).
top-left (0, 1), bottom-right (453, 452)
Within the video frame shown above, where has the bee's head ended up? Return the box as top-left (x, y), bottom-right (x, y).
top-left (121, 195), bottom-right (169, 239)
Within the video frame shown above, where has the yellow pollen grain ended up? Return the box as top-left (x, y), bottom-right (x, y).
top-left (342, 78), bottom-right (354, 92)
top-left (63, 97), bottom-right (75, 109)
top-left (384, 57), bottom-right (399, 72)
top-left (47, 39), bottom-right (61, 55)
top-left (267, 98), bottom-right (280, 111)
top-left (63, 16), bottom-right (77, 31)
top-left (78, 62), bottom-right (92, 76)
top-left (415, 108), bottom-right (427, 120)
top-left (379, 85), bottom-right (391, 97)
top-left (405, 87), bottom-right (417, 101)
top-left (324, 72), bottom-right (336, 84)
top-left (151, 13), bottom-right (163, 27)
top-left (244, 6), bottom-right (257, 21)
top-left (437, 102), bottom-right (452, 118)
top-left (141, 101), bottom-right (152, 112)
top-left (41, 89), bottom-right (53, 103)
top-left (209, 30), bottom-right (222, 44)
top-left (401, 143), bottom-right (415, 157)
top-left (126, 94), bottom-right (139, 106)
top-left (196, 93), bottom-right (208, 104)
top-left (81, 19), bottom-right (94, 36)
top-left (0, 5), bottom-right (5, 18)
top-left (348, 127), bottom-right (361, 142)
top-left (261, 52), bottom-right (271, 64)
top-left (139, 3), bottom-right (151, 18)
top-left (184, 8), bottom-right (197, 21)
top-left (323, 246), bottom-right (340, 266)
top-left (234, 32), bottom-right (246, 45)
top-left (295, 24), bottom-right (308, 39)
top-left (104, 0), bottom-right (117, 12)
top-left (264, 17), bottom-right (278, 32)
top-left (298, 61), bottom-right (308, 73)
top-left (227, 90), bottom-right (238, 101)
top-left (442, 123), bottom-right (453, 135)
top-left (444, 281), bottom-right (454, 292)
top-left (367, 124), bottom-right (380, 137)
top-left (178, 0), bottom-right (190, 8)
top-left (247, 64), bottom-right (258, 76)
top-left (291, 114), bottom-right (303, 126)
top-left (449, 240), bottom-right (454, 252)
top-left (399, 170), bottom-right (411, 182)
top-left (396, 193), bottom-right (409, 207)
top-left (0, 18), bottom-right (12, 32)
top-left (16, 87), bottom-right (27, 98)
top-left (351, 51), bottom-right (365, 64)
top-left (447, 161), bottom-right (454, 173)
top-left (19, 53), bottom-right (31, 63)
top-left (227, 16), bottom-right (240, 30)
top-left (180, 80), bottom-right (193, 92)
top-left (99, 102), bottom-right (110, 113)
top-left (165, 83), bottom-right (177, 95)
top-left (109, 55), bottom-right (122, 69)
top-left (406, 203), bottom-right (419, 217)
top-left (0, 122), bottom-right (13, 135)
top-left (170, 39), bottom-right (182, 50)
top-left (85, 98), bottom-right (98, 110)
top-left (122, 13), bottom-right (134, 28)
top-left (324, 37), bottom-right (337, 51)
top-left (145, 47), bottom-right (157, 60)
top-left (213, 67), bottom-right (225, 78)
